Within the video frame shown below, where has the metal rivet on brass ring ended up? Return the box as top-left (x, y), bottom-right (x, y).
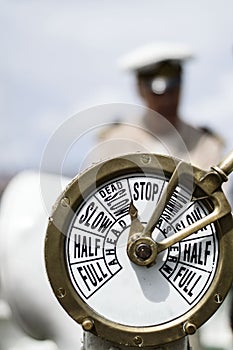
top-left (134, 335), bottom-right (143, 345)
top-left (82, 318), bottom-right (94, 331)
top-left (141, 154), bottom-right (151, 164)
top-left (56, 287), bottom-right (66, 299)
top-left (183, 321), bottom-right (197, 335)
top-left (61, 197), bottom-right (70, 207)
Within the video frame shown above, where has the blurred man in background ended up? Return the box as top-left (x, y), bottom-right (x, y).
top-left (99, 43), bottom-right (224, 170)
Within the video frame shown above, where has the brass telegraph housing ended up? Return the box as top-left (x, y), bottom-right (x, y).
top-left (45, 153), bottom-right (233, 348)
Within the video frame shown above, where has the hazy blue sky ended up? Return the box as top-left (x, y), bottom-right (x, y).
top-left (1, 0), bottom-right (233, 175)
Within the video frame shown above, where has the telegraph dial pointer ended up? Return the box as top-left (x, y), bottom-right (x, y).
top-left (127, 150), bottom-right (233, 267)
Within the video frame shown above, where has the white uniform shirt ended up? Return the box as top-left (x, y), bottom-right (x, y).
top-left (89, 116), bottom-right (224, 171)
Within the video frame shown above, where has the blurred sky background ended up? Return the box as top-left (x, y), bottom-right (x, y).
top-left (1, 0), bottom-right (233, 178)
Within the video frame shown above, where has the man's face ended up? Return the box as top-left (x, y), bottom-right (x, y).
top-left (138, 79), bottom-right (181, 124)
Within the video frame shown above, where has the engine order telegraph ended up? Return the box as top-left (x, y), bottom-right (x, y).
top-left (45, 152), bottom-right (233, 348)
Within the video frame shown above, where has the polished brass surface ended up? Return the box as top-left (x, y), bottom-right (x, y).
top-left (45, 152), bottom-right (233, 348)
top-left (216, 149), bottom-right (233, 177)
top-left (127, 235), bottom-right (158, 266)
top-left (143, 161), bottom-right (186, 235)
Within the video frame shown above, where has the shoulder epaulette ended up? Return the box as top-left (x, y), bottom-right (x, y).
top-left (200, 126), bottom-right (224, 145)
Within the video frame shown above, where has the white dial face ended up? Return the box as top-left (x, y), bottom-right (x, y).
top-left (65, 173), bottom-right (218, 327)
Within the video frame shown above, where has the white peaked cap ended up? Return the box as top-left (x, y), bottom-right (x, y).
top-left (118, 43), bottom-right (194, 73)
